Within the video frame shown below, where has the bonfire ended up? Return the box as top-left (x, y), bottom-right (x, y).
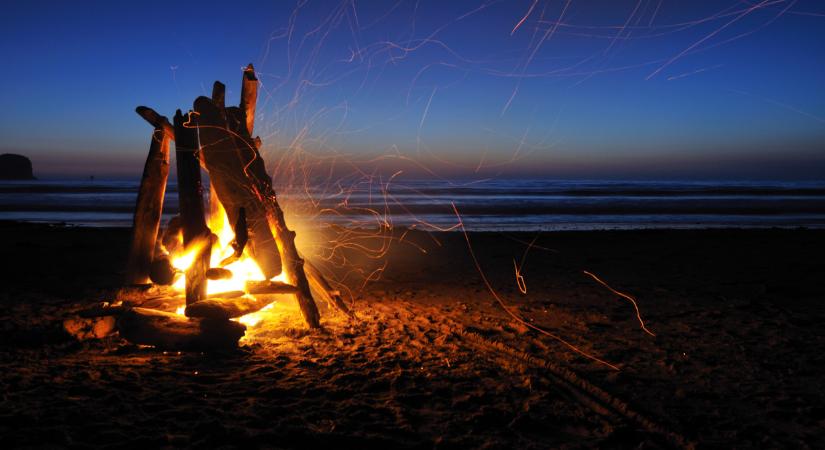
top-left (70, 65), bottom-right (350, 350)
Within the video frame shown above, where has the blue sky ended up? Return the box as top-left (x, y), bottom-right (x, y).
top-left (1, 0), bottom-right (823, 179)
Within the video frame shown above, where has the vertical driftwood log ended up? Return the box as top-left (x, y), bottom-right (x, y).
top-left (239, 65), bottom-right (319, 328)
top-left (240, 63), bottom-right (257, 135)
top-left (126, 107), bottom-right (173, 285)
top-left (173, 110), bottom-right (212, 306)
top-left (211, 80), bottom-right (226, 110)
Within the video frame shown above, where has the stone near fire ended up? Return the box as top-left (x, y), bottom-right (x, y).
top-left (63, 316), bottom-right (117, 340)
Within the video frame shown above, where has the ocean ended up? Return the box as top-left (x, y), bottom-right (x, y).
top-left (1, 178), bottom-right (824, 231)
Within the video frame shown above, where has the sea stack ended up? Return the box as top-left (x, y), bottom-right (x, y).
top-left (0, 154), bottom-right (35, 180)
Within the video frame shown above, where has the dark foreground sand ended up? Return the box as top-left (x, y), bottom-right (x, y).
top-left (1, 222), bottom-right (823, 448)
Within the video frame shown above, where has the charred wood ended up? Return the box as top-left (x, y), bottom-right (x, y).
top-left (149, 256), bottom-right (177, 285)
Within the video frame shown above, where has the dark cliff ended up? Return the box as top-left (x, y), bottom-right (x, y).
top-left (0, 154), bottom-right (35, 180)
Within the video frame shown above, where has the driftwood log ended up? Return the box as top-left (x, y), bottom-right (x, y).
top-left (136, 106), bottom-right (175, 141)
top-left (240, 64), bottom-right (257, 135)
top-left (208, 290), bottom-right (245, 299)
top-left (125, 107), bottom-right (172, 284)
top-left (174, 110), bottom-right (212, 306)
top-left (74, 303), bottom-right (246, 349)
top-left (149, 256), bottom-right (177, 285)
top-left (117, 307), bottom-right (245, 350)
top-left (245, 280), bottom-right (301, 295)
top-left (267, 189), bottom-right (322, 328)
top-left (304, 259), bottom-right (353, 317)
top-left (185, 294), bottom-right (279, 321)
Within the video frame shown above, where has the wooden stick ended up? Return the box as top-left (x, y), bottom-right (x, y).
top-left (303, 259), bottom-right (353, 317)
top-left (240, 63), bottom-right (257, 135)
top-left (208, 290), bottom-right (245, 299)
top-left (211, 81), bottom-right (226, 110)
top-left (118, 307), bottom-right (245, 350)
top-left (268, 200), bottom-right (321, 327)
top-left (174, 109), bottom-right (212, 306)
top-left (245, 280), bottom-right (301, 295)
top-left (126, 109), bottom-right (172, 284)
top-left (185, 295), bottom-right (277, 321)
top-left (136, 106), bottom-right (175, 140)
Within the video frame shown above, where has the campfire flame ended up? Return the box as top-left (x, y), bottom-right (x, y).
top-left (167, 191), bottom-right (288, 328)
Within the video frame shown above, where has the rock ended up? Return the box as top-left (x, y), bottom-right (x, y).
top-left (63, 316), bottom-right (117, 340)
top-left (0, 153), bottom-right (35, 179)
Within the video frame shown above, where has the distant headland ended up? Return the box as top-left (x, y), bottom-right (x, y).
top-left (0, 154), bottom-right (36, 180)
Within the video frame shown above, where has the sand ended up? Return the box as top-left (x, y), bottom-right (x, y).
top-left (1, 222), bottom-right (823, 448)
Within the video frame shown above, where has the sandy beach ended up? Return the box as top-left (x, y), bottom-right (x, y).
top-left (1, 222), bottom-right (823, 448)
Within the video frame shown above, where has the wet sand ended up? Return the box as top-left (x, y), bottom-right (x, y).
top-left (1, 222), bottom-right (823, 448)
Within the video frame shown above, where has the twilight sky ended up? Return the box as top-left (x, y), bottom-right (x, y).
top-left (1, 0), bottom-right (823, 179)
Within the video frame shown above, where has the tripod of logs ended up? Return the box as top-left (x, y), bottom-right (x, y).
top-left (89, 65), bottom-right (351, 350)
